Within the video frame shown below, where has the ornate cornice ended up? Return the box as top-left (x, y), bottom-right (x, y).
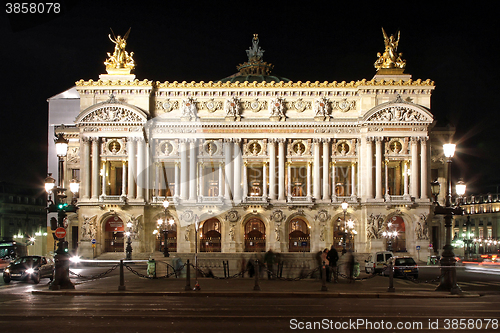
top-left (75, 79), bottom-right (153, 87)
top-left (154, 79), bottom-right (434, 89)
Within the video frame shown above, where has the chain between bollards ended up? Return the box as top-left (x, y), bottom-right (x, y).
top-left (118, 259), bottom-right (126, 291)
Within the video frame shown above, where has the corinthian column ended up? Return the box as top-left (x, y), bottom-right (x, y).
top-left (278, 139), bottom-right (286, 201)
top-left (313, 139), bottom-right (321, 199)
top-left (375, 137), bottom-right (383, 200)
top-left (82, 137), bottom-right (91, 199)
top-left (189, 139), bottom-right (197, 201)
top-left (268, 140), bottom-right (276, 200)
top-left (224, 139), bottom-right (233, 201)
top-left (366, 137), bottom-right (373, 199)
top-left (262, 162), bottom-right (268, 198)
top-left (127, 138), bottom-right (136, 200)
top-left (322, 139), bottom-right (330, 201)
top-left (91, 137), bottom-right (100, 200)
top-left (136, 138), bottom-right (145, 201)
top-left (411, 137), bottom-right (419, 199)
top-left (180, 139), bottom-right (188, 200)
top-left (420, 137), bottom-right (428, 199)
top-left (233, 139), bottom-right (242, 202)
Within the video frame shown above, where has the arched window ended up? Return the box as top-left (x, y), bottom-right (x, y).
top-left (289, 218), bottom-right (310, 252)
top-left (200, 218), bottom-right (221, 252)
top-left (245, 218), bottom-right (265, 252)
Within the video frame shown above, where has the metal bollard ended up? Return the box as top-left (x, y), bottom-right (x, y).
top-left (321, 261), bottom-right (328, 291)
top-left (387, 261), bottom-right (395, 292)
top-left (185, 259), bottom-right (191, 291)
top-left (253, 260), bottom-right (260, 291)
top-left (118, 259), bottom-right (126, 291)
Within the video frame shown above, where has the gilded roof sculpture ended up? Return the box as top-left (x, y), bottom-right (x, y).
top-left (104, 28), bottom-right (136, 75)
top-left (374, 28), bottom-right (406, 73)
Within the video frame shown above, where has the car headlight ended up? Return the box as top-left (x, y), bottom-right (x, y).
top-left (26, 268), bottom-right (35, 274)
top-left (70, 256), bottom-right (81, 263)
top-left (4, 268), bottom-right (9, 274)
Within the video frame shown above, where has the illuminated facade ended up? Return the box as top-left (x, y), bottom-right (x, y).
top-left (48, 32), bottom-right (439, 260)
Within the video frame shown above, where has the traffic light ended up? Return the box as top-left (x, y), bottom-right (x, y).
top-left (58, 210), bottom-right (67, 228)
top-left (50, 217), bottom-right (58, 230)
top-left (63, 241), bottom-right (69, 253)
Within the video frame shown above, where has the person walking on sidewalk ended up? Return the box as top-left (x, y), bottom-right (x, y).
top-left (264, 249), bottom-right (276, 279)
top-left (327, 245), bottom-right (339, 283)
top-left (320, 248), bottom-right (330, 282)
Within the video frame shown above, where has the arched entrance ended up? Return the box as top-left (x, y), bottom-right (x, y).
top-left (200, 218), bottom-right (221, 252)
top-left (104, 216), bottom-right (124, 252)
top-left (388, 216), bottom-right (406, 252)
top-left (245, 218), bottom-right (266, 252)
top-left (288, 217), bottom-right (310, 252)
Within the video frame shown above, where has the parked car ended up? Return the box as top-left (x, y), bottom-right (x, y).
top-left (364, 251), bottom-right (393, 274)
top-left (385, 256), bottom-right (419, 279)
top-left (3, 256), bottom-right (54, 284)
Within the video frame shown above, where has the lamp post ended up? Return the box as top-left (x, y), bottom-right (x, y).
top-left (341, 201), bottom-right (348, 252)
top-left (194, 214), bottom-right (200, 290)
top-left (431, 143), bottom-right (465, 294)
top-left (162, 201), bottom-right (169, 257)
top-left (46, 133), bottom-right (76, 290)
top-left (346, 219), bottom-right (356, 251)
top-left (125, 222), bottom-right (133, 260)
top-left (382, 222), bottom-right (398, 252)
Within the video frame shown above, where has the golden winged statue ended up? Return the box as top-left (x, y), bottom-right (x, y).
top-left (104, 28), bottom-right (136, 74)
top-left (374, 28), bottom-right (406, 71)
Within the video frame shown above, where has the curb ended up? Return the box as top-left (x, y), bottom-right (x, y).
top-left (31, 290), bottom-right (481, 298)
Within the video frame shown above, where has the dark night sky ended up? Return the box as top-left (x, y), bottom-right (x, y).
top-left (1, 1), bottom-right (499, 194)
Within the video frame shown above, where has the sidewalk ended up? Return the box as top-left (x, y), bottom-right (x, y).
top-left (31, 261), bottom-right (480, 298)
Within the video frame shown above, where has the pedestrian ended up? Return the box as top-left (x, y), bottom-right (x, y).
top-left (320, 248), bottom-right (330, 282)
top-left (327, 245), bottom-right (339, 283)
top-left (347, 251), bottom-right (355, 283)
top-left (264, 249), bottom-right (276, 279)
top-left (246, 258), bottom-right (255, 278)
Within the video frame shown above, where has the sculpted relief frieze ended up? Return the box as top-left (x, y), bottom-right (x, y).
top-left (368, 106), bottom-right (431, 122)
top-left (81, 106), bottom-right (144, 123)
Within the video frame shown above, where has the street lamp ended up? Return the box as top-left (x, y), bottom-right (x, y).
top-left (194, 214), bottom-right (200, 290)
top-left (346, 219), bottom-right (356, 251)
top-left (125, 222), bottom-right (133, 260)
top-left (45, 132), bottom-right (77, 290)
top-left (431, 143), bottom-right (465, 294)
top-left (341, 201), bottom-right (348, 252)
top-left (382, 222), bottom-right (398, 252)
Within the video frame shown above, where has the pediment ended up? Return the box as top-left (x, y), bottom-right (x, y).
top-left (75, 96), bottom-right (148, 125)
top-left (363, 97), bottom-right (433, 124)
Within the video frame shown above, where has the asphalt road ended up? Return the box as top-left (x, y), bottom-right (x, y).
top-left (1, 264), bottom-right (499, 332)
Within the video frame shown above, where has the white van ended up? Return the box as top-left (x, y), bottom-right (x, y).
top-left (364, 251), bottom-right (393, 274)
